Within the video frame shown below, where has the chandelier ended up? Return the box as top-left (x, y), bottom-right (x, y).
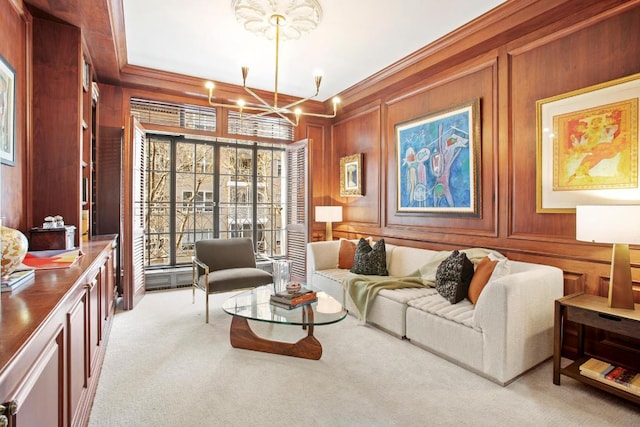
top-left (205, 0), bottom-right (339, 127)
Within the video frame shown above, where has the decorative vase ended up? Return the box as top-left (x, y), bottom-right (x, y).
top-left (1, 225), bottom-right (29, 279)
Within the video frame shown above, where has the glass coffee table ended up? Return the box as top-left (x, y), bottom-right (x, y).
top-left (222, 285), bottom-right (347, 360)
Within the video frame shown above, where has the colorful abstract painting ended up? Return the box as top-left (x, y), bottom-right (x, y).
top-left (536, 72), bottom-right (640, 213)
top-left (553, 99), bottom-right (638, 191)
top-left (395, 99), bottom-right (479, 214)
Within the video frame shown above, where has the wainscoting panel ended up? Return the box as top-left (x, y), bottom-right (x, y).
top-left (331, 105), bottom-right (382, 228)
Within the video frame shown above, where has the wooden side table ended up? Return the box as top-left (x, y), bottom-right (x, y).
top-left (553, 292), bottom-right (640, 404)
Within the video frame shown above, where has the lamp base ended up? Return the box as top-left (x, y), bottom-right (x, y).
top-left (609, 243), bottom-right (635, 310)
top-left (325, 221), bottom-right (333, 241)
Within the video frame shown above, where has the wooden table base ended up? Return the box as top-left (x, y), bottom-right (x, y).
top-left (229, 315), bottom-right (323, 360)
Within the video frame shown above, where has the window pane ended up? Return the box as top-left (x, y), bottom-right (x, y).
top-left (145, 136), bottom-right (286, 268)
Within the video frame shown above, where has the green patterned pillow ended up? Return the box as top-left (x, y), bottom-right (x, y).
top-left (350, 238), bottom-right (389, 276)
top-left (435, 250), bottom-right (474, 304)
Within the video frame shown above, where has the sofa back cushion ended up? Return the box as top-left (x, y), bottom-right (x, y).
top-left (338, 239), bottom-right (357, 269)
top-left (387, 246), bottom-right (437, 277)
top-left (467, 256), bottom-right (498, 304)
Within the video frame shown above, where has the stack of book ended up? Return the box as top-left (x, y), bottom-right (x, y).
top-left (1, 268), bottom-right (36, 293)
top-left (270, 287), bottom-right (317, 309)
top-left (579, 358), bottom-right (640, 396)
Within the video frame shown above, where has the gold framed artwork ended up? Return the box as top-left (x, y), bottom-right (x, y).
top-left (536, 73), bottom-right (640, 213)
top-left (340, 153), bottom-right (363, 197)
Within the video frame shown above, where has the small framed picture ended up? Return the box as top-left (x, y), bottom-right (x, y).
top-left (340, 153), bottom-right (363, 197)
top-left (0, 54), bottom-right (16, 166)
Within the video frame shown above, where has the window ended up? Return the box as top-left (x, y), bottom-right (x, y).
top-left (144, 135), bottom-right (286, 267)
top-left (182, 190), bottom-right (213, 211)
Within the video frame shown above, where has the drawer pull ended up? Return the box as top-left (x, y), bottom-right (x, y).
top-left (598, 313), bottom-right (622, 321)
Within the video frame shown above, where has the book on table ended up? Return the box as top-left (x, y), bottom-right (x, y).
top-left (270, 287), bottom-right (317, 308)
top-left (1, 268), bottom-right (36, 292)
top-left (579, 358), bottom-right (640, 396)
top-left (270, 297), bottom-right (318, 310)
top-left (579, 358), bottom-right (615, 378)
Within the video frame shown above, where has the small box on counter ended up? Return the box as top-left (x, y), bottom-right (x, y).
top-left (30, 226), bottom-right (76, 250)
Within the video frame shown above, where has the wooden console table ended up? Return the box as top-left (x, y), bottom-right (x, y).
top-left (0, 236), bottom-right (118, 427)
top-left (553, 292), bottom-right (640, 404)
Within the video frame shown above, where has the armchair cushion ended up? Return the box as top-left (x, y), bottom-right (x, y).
top-left (198, 267), bottom-right (272, 293)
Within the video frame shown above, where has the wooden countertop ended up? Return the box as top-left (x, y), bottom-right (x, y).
top-left (0, 236), bottom-right (116, 374)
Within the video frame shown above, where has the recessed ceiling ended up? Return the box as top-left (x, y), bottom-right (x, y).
top-left (123, 0), bottom-right (506, 101)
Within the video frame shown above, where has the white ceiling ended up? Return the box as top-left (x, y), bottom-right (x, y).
top-left (123, 0), bottom-right (506, 101)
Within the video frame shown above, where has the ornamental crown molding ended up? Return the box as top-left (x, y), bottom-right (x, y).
top-left (231, 0), bottom-right (323, 40)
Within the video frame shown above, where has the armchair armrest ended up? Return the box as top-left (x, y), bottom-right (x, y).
top-left (192, 256), bottom-right (210, 290)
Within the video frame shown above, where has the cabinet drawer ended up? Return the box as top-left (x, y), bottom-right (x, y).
top-left (567, 306), bottom-right (640, 339)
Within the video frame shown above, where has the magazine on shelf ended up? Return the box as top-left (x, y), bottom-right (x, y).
top-left (1, 268), bottom-right (36, 292)
top-left (21, 249), bottom-right (82, 270)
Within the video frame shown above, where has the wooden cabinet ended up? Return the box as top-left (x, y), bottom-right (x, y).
top-left (0, 237), bottom-right (117, 427)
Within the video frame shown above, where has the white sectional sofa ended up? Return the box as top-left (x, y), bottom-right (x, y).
top-left (306, 239), bottom-right (564, 385)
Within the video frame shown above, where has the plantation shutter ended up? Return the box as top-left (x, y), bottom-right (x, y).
top-left (123, 115), bottom-right (147, 309)
top-left (286, 140), bottom-right (309, 282)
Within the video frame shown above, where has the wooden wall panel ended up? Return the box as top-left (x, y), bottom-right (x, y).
top-left (325, 1), bottom-right (640, 319)
top-left (384, 57), bottom-right (498, 238)
top-left (0, 0), bottom-right (28, 230)
top-left (331, 105), bottom-right (381, 229)
top-left (508, 6), bottom-right (640, 240)
top-left (95, 83), bottom-right (123, 235)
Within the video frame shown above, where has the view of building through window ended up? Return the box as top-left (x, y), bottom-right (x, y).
top-left (144, 135), bottom-right (286, 267)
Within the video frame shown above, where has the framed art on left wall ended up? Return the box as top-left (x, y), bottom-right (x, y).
top-left (0, 54), bottom-right (15, 166)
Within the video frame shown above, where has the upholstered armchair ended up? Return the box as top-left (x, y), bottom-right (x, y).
top-left (192, 238), bottom-right (273, 323)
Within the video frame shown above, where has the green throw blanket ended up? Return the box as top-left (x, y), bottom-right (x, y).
top-left (345, 248), bottom-right (504, 322)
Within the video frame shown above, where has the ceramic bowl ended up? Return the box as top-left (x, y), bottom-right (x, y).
top-left (286, 281), bottom-right (302, 293)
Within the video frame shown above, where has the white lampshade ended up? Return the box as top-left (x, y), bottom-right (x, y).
top-left (576, 205), bottom-right (639, 310)
top-left (315, 206), bottom-right (343, 223)
top-left (576, 205), bottom-right (640, 244)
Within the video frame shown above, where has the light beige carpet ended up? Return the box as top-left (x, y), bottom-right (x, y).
top-left (88, 288), bottom-right (639, 426)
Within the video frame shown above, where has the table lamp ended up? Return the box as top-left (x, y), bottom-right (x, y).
top-left (576, 205), bottom-right (640, 310)
top-left (315, 206), bottom-right (342, 241)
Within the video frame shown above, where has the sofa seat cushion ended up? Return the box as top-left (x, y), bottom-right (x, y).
top-left (378, 287), bottom-right (438, 303)
top-left (315, 268), bottom-right (352, 285)
top-left (361, 287), bottom-right (436, 338)
top-left (407, 293), bottom-right (479, 331)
